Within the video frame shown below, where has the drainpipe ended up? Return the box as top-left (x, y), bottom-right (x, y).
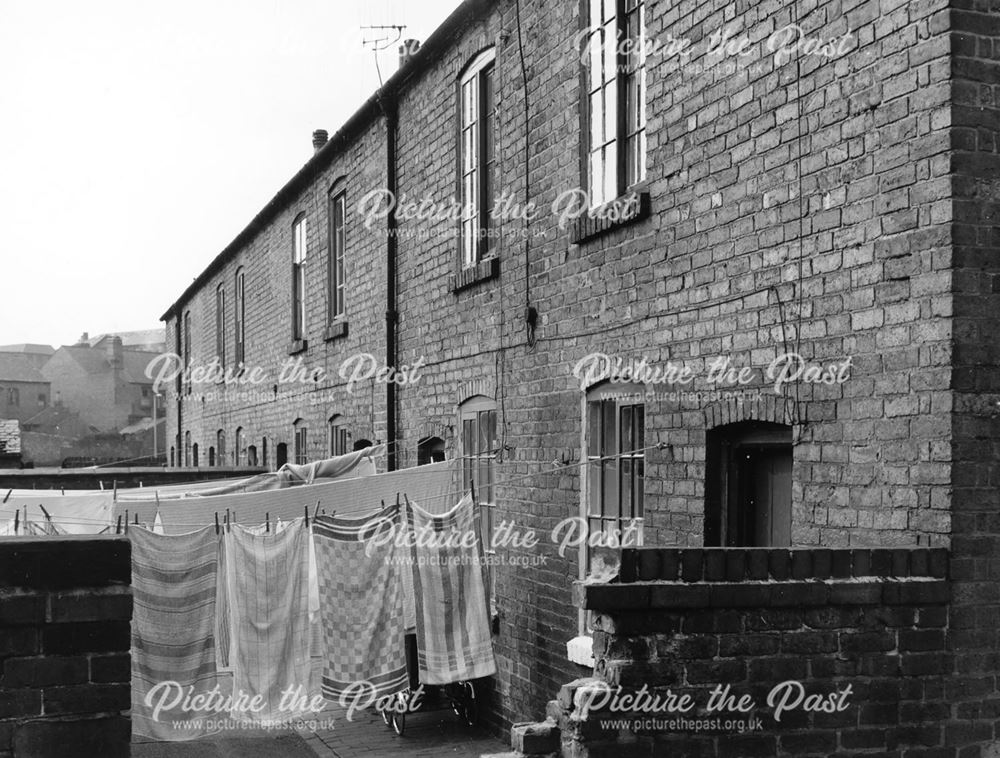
top-left (384, 100), bottom-right (399, 472)
top-left (175, 313), bottom-right (182, 467)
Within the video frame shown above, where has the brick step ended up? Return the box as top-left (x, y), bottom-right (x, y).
top-left (511, 718), bottom-right (561, 755)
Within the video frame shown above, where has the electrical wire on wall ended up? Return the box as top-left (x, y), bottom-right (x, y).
top-left (514, 0), bottom-right (537, 349)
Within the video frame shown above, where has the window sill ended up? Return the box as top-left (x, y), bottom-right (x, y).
top-left (324, 322), bottom-right (348, 342)
top-left (450, 256), bottom-right (499, 293)
top-left (571, 190), bottom-right (651, 244)
top-left (567, 635), bottom-right (594, 667)
top-left (287, 339), bottom-right (308, 355)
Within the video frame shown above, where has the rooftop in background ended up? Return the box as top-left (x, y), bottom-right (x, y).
top-left (82, 329), bottom-right (166, 352)
top-left (0, 353), bottom-right (49, 384)
top-left (0, 344), bottom-right (55, 356)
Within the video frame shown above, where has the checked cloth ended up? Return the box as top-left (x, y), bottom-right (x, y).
top-left (313, 504), bottom-right (408, 700)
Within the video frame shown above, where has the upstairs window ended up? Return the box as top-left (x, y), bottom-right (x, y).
top-left (329, 185), bottom-right (347, 321)
top-left (235, 268), bottom-right (246, 366)
top-left (215, 284), bottom-right (226, 369)
top-left (183, 311), bottom-right (192, 395)
top-left (458, 49), bottom-right (496, 268)
top-left (7, 388), bottom-right (18, 407)
top-left (584, 0), bottom-right (647, 207)
top-left (292, 215), bottom-right (308, 340)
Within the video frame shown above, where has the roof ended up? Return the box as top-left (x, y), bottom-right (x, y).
top-left (0, 353), bottom-right (49, 384)
top-left (123, 351), bottom-right (161, 384)
top-left (54, 345), bottom-right (161, 384)
top-left (89, 329), bottom-right (166, 350)
top-left (0, 343), bottom-right (55, 356)
top-left (0, 419), bottom-right (21, 455)
top-left (120, 417), bottom-right (166, 435)
top-left (160, 0), bottom-right (487, 322)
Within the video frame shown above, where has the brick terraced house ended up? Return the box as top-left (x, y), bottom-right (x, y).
top-left (162, 0), bottom-right (1000, 753)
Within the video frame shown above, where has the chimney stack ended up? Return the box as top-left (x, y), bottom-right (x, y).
top-left (399, 39), bottom-right (421, 69)
top-left (107, 336), bottom-right (124, 372)
top-left (312, 129), bottom-right (329, 154)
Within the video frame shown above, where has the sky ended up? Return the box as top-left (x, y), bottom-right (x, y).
top-left (0, 0), bottom-right (461, 348)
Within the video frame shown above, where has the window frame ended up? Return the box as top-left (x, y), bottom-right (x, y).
top-left (294, 422), bottom-right (308, 465)
top-left (216, 429), bottom-right (226, 466)
top-left (328, 182), bottom-right (347, 323)
top-left (459, 395), bottom-right (498, 612)
top-left (182, 311), bottom-right (192, 395)
top-left (328, 415), bottom-right (348, 457)
top-left (234, 426), bottom-right (244, 467)
top-left (234, 268), bottom-right (246, 366)
top-left (215, 283), bottom-right (226, 370)
top-left (581, 0), bottom-right (647, 208)
top-left (579, 383), bottom-right (646, 631)
top-left (292, 214), bottom-right (308, 341)
top-left (456, 48), bottom-right (497, 270)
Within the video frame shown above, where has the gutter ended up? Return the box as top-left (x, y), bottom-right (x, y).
top-left (384, 101), bottom-right (399, 472)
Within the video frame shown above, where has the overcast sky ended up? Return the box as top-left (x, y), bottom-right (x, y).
top-left (0, 0), bottom-right (460, 348)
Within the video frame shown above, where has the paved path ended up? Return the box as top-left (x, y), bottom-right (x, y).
top-left (132, 703), bottom-right (507, 758)
top-left (296, 701), bottom-right (507, 758)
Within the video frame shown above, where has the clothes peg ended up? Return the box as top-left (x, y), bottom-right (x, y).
top-left (134, 513), bottom-right (139, 526)
top-left (3, 489), bottom-right (10, 504)
top-left (225, 509), bottom-right (230, 533)
top-left (304, 505), bottom-right (309, 528)
top-left (266, 513), bottom-right (270, 533)
top-left (61, 487), bottom-right (64, 496)
top-left (39, 504), bottom-right (52, 523)
top-left (113, 480), bottom-right (118, 503)
top-left (99, 481), bottom-right (105, 491)
top-left (124, 510), bottom-right (129, 535)
top-left (214, 512), bottom-right (220, 535)
top-left (14, 509), bottom-right (20, 534)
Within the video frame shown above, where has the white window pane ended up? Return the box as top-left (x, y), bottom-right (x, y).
top-left (588, 31), bottom-right (603, 91)
top-left (602, 20), bottom-right (617, 82)
top-left (590, 91), bottom-right (605, 147)
top-left (589, 151), bottom-right (604, 205)
top-left (604, 81), bottom-right (617, 144)
top-left (603, 143), bottom-right (617, 201)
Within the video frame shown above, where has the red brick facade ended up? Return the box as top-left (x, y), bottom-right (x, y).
top-left (161, 0), bottom-right (999, 745)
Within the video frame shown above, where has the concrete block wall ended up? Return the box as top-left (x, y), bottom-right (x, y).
top-left (0, 537), bottom-right (132, 758)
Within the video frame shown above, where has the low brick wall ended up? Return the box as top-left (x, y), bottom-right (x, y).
top-left (551, 548), bottom-right (956, 758)
top-left (0, 537), bottom-right (132, 758)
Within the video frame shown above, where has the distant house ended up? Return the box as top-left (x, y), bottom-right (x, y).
top-left (0, 344), bottom-right (55, 370)
top-left (0, 419), bottom-right (20, 466)
top-left (0, 353), bottom-right (51, 423)
top-left (83, 329), bottom-right (166, 354)
top-left (41, 337), bottom-right (163, 432)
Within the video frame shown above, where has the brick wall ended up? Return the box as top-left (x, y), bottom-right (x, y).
top-left (949, 0), bottom-right (1000, 750)
top-left (539, 547), bottom-right (955, 757)
top-left (0, 537), bottom-right (132, 758)
top-left (161, 0), bottom-right (991, 739)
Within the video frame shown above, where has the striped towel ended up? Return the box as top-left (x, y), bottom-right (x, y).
top-left (131, 526), bottom-right (229, 740)
top-left (406, 493), bottom-right (496, 684)
top-left (220, 520), bottom-right (314, 722)
top-left (313, 504), bottom-right (408, 700)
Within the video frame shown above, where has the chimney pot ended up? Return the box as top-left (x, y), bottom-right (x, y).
top-left (399, 39), bottom-right (421, 69)
top-left (312, 129), bottom-right (329, 153)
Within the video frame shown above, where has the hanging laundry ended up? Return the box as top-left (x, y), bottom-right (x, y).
top-left (406, 493), bottom-right (497, 684)
top-left (313, 504), bottom-right (409, 701)
top-left (131, 526), bottom-right (230, 740)
top-left (1, 492), bottom-right (113, 534)
top-left (220, 520), bottom-right (315, 722)
top-left (156, 458), bottom-right (454, 535)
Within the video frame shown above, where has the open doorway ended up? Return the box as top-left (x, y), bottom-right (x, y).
top-left (705, 421), bottom-right (792, 547)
